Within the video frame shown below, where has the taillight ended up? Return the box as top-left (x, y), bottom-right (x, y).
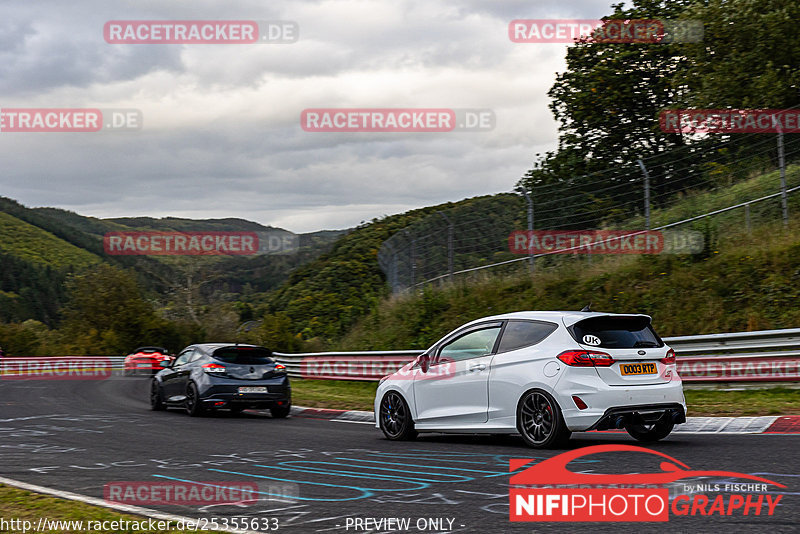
top-left (274, 364), bottom-right (286, 373)
top-left (203, 363), bottom-right (226, 374)
top-left (557, 350), bottom-right (615, 367)
top-left (661, 349), bottom-right (676, 365)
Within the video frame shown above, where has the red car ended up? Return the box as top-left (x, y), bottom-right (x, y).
top-left (124, 346), bottom-right (174, 376)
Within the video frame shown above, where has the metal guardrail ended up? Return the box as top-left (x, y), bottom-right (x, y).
top-left (1, 328), bottom-right (798, 383)
top-left (272, 350), bottom-right (425, 380)
top-left (664, 328), bottom-right (800, 354)
top-left (273, 328), bottom-right (800, 383)
top-left (663, 329), bottom-right (800, 383)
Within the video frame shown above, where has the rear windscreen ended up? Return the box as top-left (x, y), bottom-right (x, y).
top-left (212, 347), bottom-right (274, 364)
top-left (570, 317), bottom-right (663, 349)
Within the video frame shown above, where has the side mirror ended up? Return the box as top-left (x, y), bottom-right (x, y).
top-left (159, 359), bottom-right (172, 368)
top-left (419, 354), bottom-right (430, 373)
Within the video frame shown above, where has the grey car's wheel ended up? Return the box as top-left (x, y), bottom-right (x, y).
top-left (379, 392), bottom-right (417, 441)
top-left (185, 382), bottom-right (205, 417)
top-left (626, 420), bottom-right (674, 442)
top-left (150, 380), bottom-right (165, 411)
top-left (517, 390), bottom-right (571, 448)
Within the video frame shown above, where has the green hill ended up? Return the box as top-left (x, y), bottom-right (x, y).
top-left (0, 197), bottom-right (343, 326)
top-left (0, 211), bottom-right (100, 269)
top-left (258, 194), bottom-right (526, 344)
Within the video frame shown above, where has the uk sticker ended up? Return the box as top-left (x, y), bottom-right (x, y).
top-left (582, 335), bottom-right (601, 346)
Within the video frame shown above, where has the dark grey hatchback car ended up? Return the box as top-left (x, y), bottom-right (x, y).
top-left (150, 343), bottom-right (291, 418)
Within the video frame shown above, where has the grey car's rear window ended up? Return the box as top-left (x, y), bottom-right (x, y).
top-left (212, 347), bottom-right (274, 364)
top-left (496, 320), bottom-right (558, 353)
top-left (570, 316), bottom-right (663, 349)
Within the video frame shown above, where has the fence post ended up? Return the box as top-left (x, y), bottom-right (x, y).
top-left (522, 189), bottom-right (535, 271)
top-left (745, 202), bottom-right (751, 233)
top-left (777, 124), bottom-right (788, 226)
top-left (410, 236), bottom-right (417, 287)
top-left (438, 212), bottom-right (454, 281)
top-left (637, 158), bottom-right (651, 230)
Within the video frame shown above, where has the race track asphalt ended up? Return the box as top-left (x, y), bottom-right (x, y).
top-left (0, 377), bottom-right (797, 533)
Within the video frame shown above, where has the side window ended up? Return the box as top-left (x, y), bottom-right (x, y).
top-left (173, 349), bottom-right (194, 367)
top-left (187, 350), bottom-right (203, 363)
top-left (497, 321), bottom-right (558, 354)
top-left (438, 327), bottom-right (502, 362)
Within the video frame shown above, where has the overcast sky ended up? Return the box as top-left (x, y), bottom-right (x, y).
top-left (1, 0), bottom-right (617, 233)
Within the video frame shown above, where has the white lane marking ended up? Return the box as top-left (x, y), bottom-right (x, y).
top-left (0, 414), bottom-right (70, 423)
top-left (0, 475), bottom-right (259, 534)
top-left (329, 419), bottom-right (374, 425)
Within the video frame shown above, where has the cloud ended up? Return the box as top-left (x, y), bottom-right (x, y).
top-left (0, 0), bottom-right (611, 232)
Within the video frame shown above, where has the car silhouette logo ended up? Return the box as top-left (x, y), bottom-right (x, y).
top-left (638, 350), bottom-right (646, 355)
top-left (509, 444), bottom-right (785, 487)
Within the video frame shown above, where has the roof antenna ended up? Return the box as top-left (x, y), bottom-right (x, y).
top-left (580, 302), bottom-right (592, 312)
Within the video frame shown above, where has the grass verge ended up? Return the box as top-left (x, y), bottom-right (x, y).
top-left (291, 378), bottom-right (377, 411)
top-left (291, 379), bottom-right (800, 417)
top-left (0, 484), bottom-right (225, 533)
top-left (684, 387), bottom-right (800, 416)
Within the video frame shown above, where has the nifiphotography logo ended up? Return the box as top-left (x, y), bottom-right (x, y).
top-left (509, 444), bottom-right (785, 522)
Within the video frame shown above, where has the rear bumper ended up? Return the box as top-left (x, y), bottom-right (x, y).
top-left (555, 370), bottom-right (686, 431)
top-left (199, 382), bottom-right (291, 408)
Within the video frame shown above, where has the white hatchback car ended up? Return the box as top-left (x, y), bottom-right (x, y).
top-left (375, 311), bottom-right (686, 448)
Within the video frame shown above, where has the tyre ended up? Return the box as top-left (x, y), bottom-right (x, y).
top-left (379, 391), bottom-right (417, 441)
top-left (185, 382), bottom-right (205, 417)
top-left (517, 390), bottom-right (571, 448)
top-left (625, 420), bottom-right (674, 442)
top-left (150, 380), bottom-right (165, 411)
top-left (270, 402), bottom-right (291, 419)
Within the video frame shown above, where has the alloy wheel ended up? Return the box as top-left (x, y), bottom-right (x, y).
top-left (380, 392), bottom-right (408, 438)
top-left (520, 391), bottom-right (555, 445)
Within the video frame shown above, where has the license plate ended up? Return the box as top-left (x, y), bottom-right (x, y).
top-left (620, 362), bottom-right (657, 376)
top-left (238, 386), bottom-right (268, 394)
top-left (137, 363), bottom-right (151, 367)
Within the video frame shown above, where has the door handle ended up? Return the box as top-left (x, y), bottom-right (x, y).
top-left (469, 363), bottom-right (486, 372)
